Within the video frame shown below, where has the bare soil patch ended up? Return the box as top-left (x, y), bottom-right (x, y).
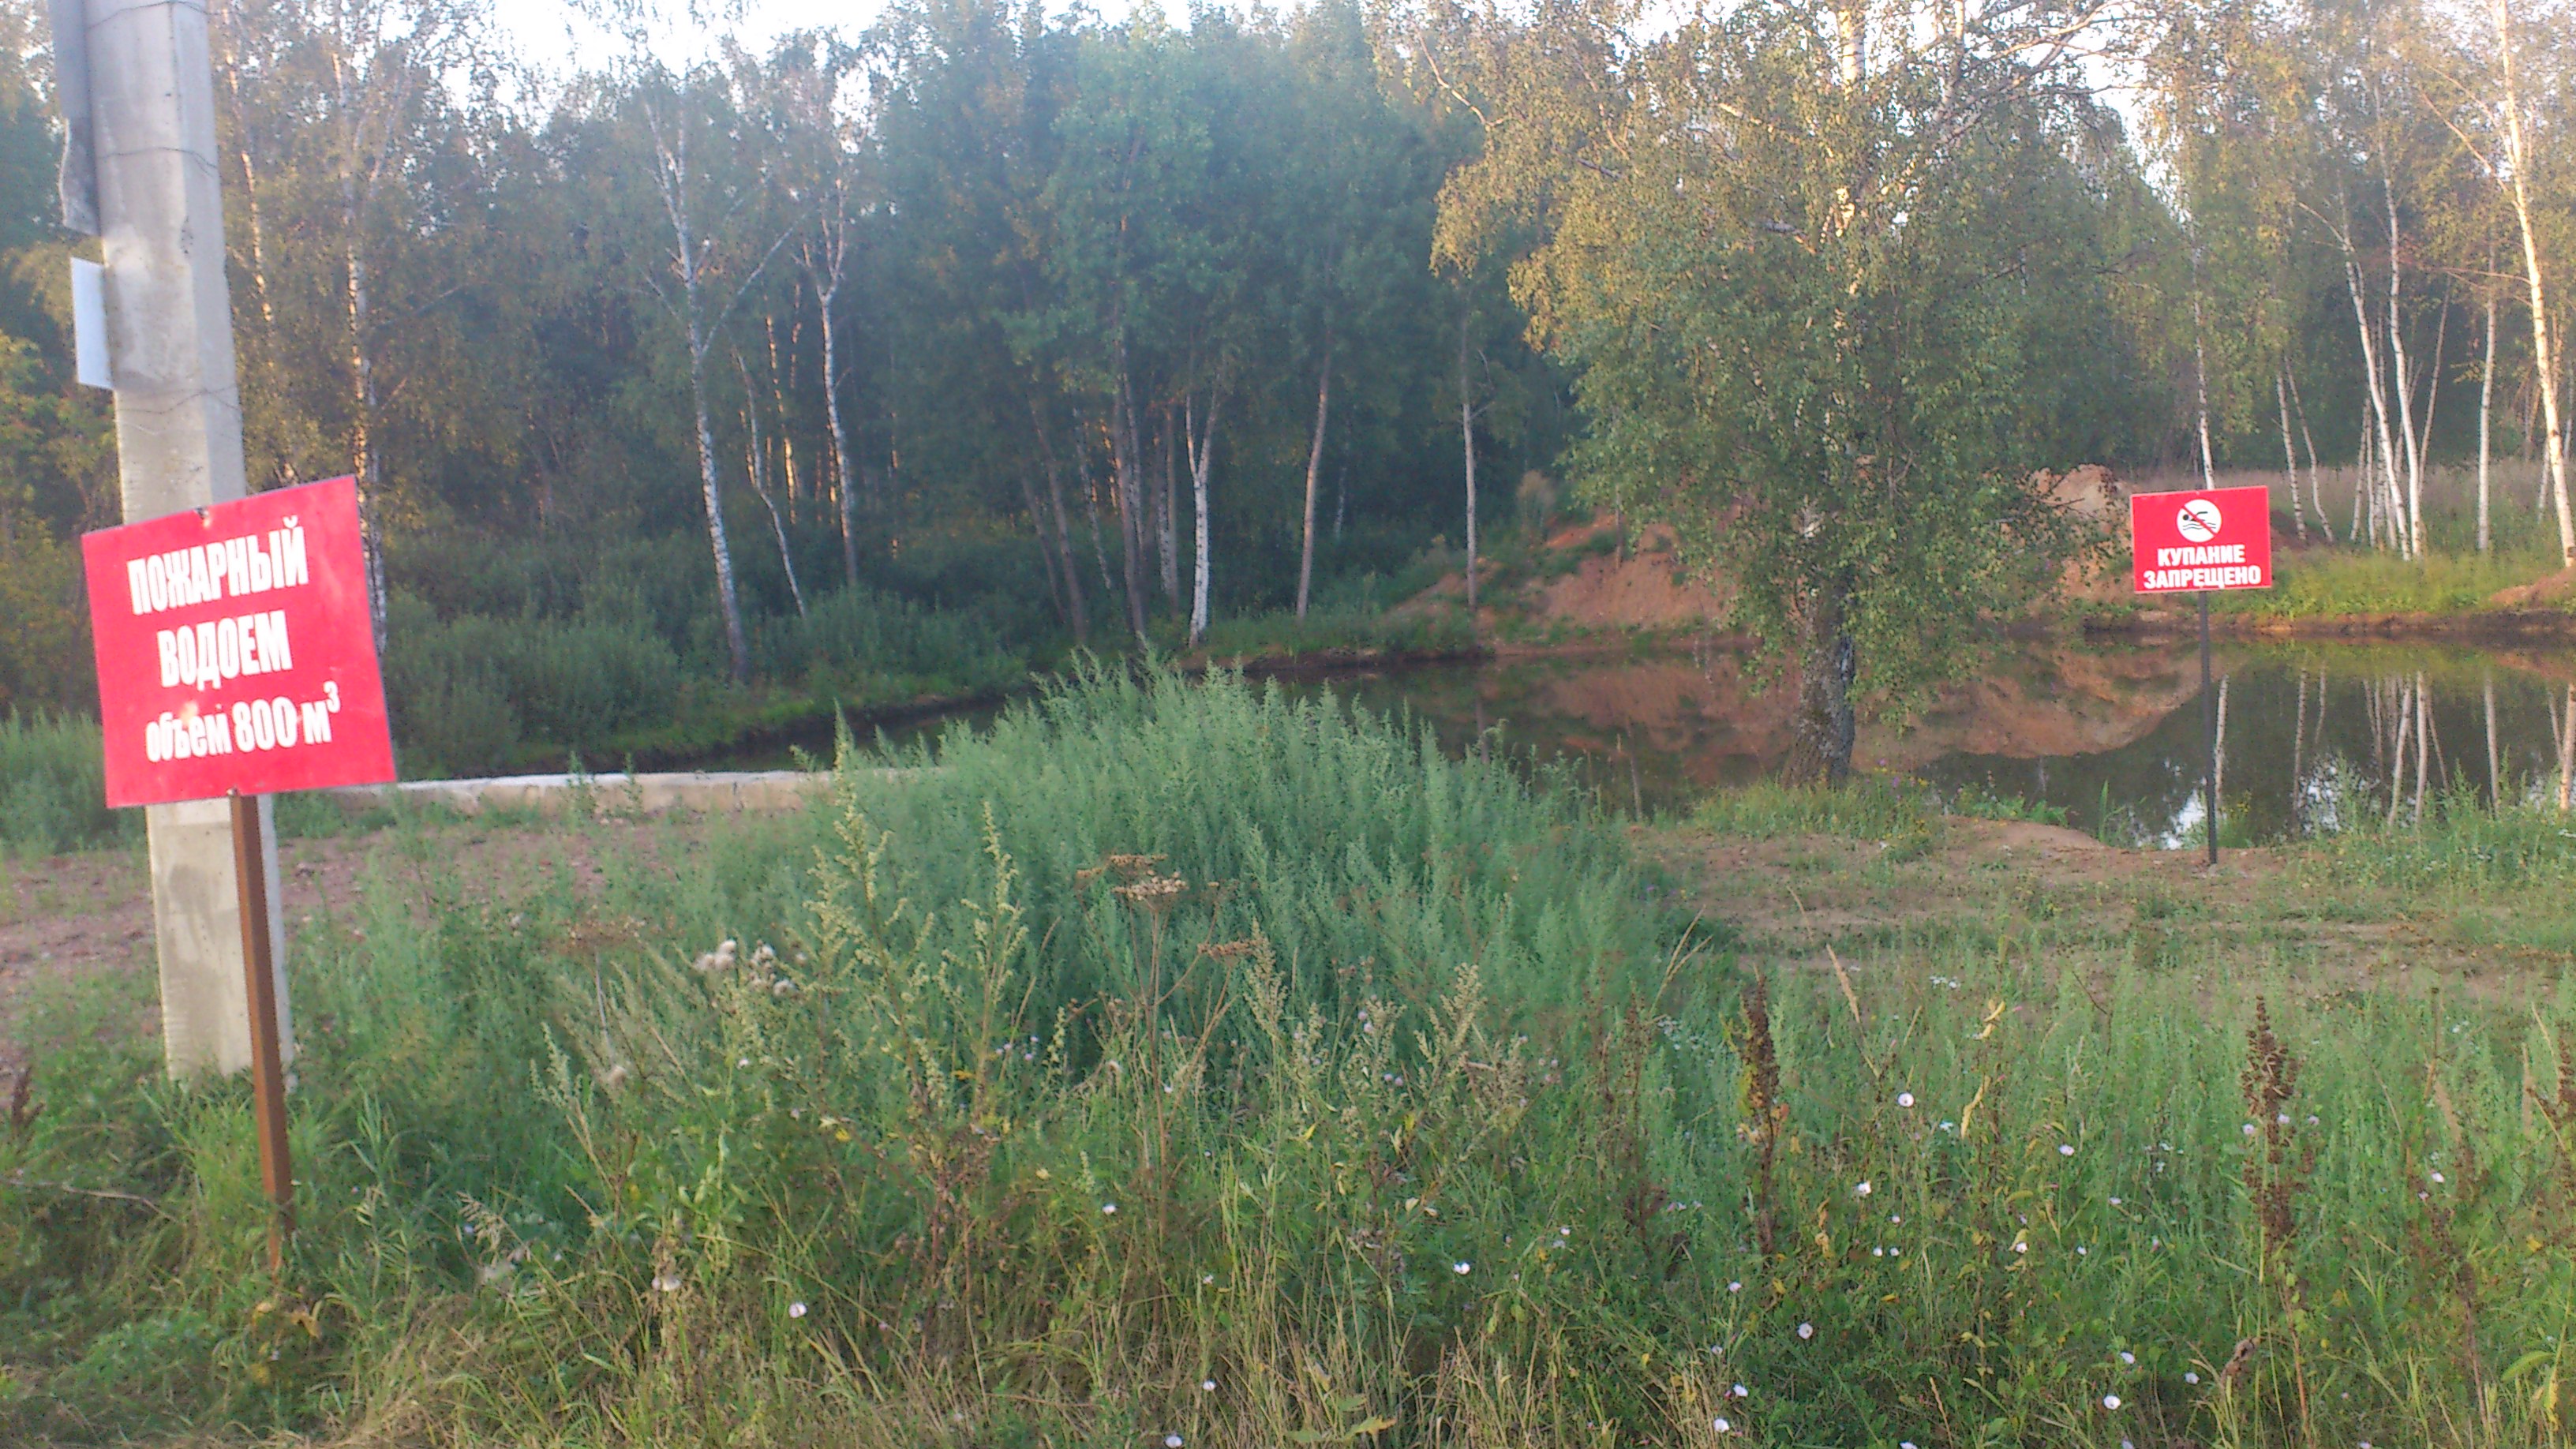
top-left (0, 816), bottom-right (727, 1076)
top-left (1638, 815), bottom-right (2533, 1001)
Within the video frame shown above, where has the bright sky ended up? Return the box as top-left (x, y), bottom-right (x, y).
top-left (496, 0), bottom-right (1131, 77)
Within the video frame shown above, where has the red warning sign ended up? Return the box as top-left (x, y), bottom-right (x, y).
top-left (82, 477), bottom-right (395, 808)
top-left (2130, 485), bottom-right (2275, 595)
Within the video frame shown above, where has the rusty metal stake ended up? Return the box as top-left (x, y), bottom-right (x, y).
top-left (228, 790), bottom-right (293, 1273)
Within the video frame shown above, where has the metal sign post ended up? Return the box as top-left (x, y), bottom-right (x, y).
top-left (2200, 591), bottom-right (2216, 866)
top-left (82, 476), bottom-right (395, 1274)
top-left (2130, 483), bottom-right (2275, 863)
top-left (227, 790), bottom-right (293, 1271)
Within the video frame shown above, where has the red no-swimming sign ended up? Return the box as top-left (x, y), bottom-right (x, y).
top-left (82, 477), bottom-right (395, 808)
top-left (2130, 484), bottom-right (2275, 595)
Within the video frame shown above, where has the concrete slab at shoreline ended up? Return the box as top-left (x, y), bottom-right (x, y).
top-left (324, 769), bottom-right (933, 817)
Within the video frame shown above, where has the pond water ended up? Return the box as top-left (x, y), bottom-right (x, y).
top-left (826, 637), bottom-right (2576, 847)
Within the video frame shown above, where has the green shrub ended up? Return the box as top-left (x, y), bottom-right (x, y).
top-left (12, 676), bottom-right (2574, 1445)
top-left (751, 585), bottom-right (1021, 696)
top-left (382, 593), bottom-right (682, 775)
top-left (0, 711), bottom-right (128, 856)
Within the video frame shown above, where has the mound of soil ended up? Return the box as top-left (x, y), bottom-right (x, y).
top-left (1418, 467), bottom-right (2132, 633)
top-left (2489, 566), bottom-right (2576, 609)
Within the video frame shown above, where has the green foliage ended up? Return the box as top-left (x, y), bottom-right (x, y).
top-left (1438, 2), bottom-right (2135, 770)
top-left (751, 586), bottom-right (1022, 696)
top-left (2215, 545), bottom-right (2559, 618)
top-left (8, 676), bottom-right (2576, 1444)
top-left (1193, 601), bottom-right (1476, 660)
top-left (1945, 783), bottom-right (2072, 827)
top-left (380, 594), bottom-right (683, 776)
top-left (0, 711), bottom-right (128, 857)
top-left (1692, 777), bottom-right (1939, 842)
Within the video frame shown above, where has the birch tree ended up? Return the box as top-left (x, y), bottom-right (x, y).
top-left (630, 57), bottom-right (797, 683)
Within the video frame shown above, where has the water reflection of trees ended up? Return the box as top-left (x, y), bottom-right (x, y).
top-left (1927, 655), bottom-right (2576, 845)
top-left (2281, 669), bottom-right (2576, 837)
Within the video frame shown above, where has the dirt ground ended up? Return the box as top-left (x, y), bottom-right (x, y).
top-left (0, 816), bottom-right (711, 1077)
top-left (6, 811), bottom-right (2552, 1080)
top-left (1638, 814), bottom-right (2542, 1002)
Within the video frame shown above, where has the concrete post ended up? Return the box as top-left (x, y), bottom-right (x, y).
top-left (77, 0), bottom-right (291, 1078)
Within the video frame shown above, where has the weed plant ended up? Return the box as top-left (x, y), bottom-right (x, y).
top-left (6, 676), bottom-right (2576, 1446)
top-left (1195, 603), bottom-right (1478, 661)
top-left (0, 712), bottom-right (128, 857)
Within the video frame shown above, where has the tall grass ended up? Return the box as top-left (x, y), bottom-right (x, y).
top-left (5, 675), bottom-right (2574, 1445)
top-left (0, 711), bottom-right (128, 857)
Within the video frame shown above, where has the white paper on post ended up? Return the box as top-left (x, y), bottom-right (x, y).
top-left (71, 257), bottom-right (110, 388)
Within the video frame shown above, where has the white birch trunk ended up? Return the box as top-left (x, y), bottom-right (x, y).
top-left (1460, 312), bottom-right (1479, 615)
top-left (2481, 292), bottom-right (2496, 553)
top-left (1187, 391), bottom-right (1221, 644)
top-left (2494, 0), bottom-right (2574, 567)
top-left (1297, 323), bottom-right (1333, 619)
top-left (2277, 372), bottom-right (2304, 541)
top-left (2383, 182), bottom-right (2422, 559)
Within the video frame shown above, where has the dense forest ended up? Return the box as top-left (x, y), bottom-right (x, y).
top-left (1, 0), bottom-right (2571, 776)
